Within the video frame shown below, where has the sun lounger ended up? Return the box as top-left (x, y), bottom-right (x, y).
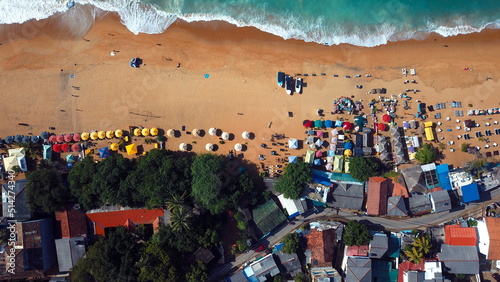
top-left (333, 74), bottom-right (338, 77)
top-left (440, 103), bottom-right (446, 108)
top-left (435, 113), bottom-right (441, 119)
top-left (410, 69), bottom-right (416, 75)
top-left (435, 104), bottom-right (440, 110)
top-left (494, 151), bottom-right (499, 156)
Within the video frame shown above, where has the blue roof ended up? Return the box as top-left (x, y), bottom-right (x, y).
top-left (312, 169), bottom-right (332, 186)
top-left (436, 164), bottom-right (450, 174)
top-left (437, 164), bottom-right (452, 190)
top-left (462, 182), bottom-right (480, 203)
top-left (329, 172), bottom-right (364, 184)
top-left (387, 234), bottom-right (400, 258)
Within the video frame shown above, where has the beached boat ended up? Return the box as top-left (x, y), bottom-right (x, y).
top-left (295, 77), bottom-right (302, 93)
top-left (285, 75), bottom-right (292, 95)
top-left (277, 72), bottom-right (285, 87)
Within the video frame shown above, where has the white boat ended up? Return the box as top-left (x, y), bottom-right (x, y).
top-left (285, 75), bottom-right (292, 95)
top-left (295, 77), bottom-right (302, 94)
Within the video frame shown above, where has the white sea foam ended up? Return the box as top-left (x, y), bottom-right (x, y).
top-left (0, 0), bottom-right (71, 24)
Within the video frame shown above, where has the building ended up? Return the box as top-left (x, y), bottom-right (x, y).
top-left (311, 267), bottom-right (342, 282)
top-left (330, 182), bottom-right (365, 211)
top-left (2, 148), bottom-right (28, 172)
top-left (444, 225), bottom-right (477, 246)
top-left (346, 245), bottom-right (369, 257)
top-left (460, 182), bottom-right (480, 203)
top-left (55, 205), bottom-right (87, 238)
top-left (429, 190), bottom-right (451, 213)
top-left (277, 194), bottom-right (308, 219)
top-left (401, 165), bottom-right (427, 193)
top-left (368, 232), bottom-right (388, 259)
top-left (484, 217), bottom-right (500, 260)
top-left (389, 177), bottom-right (409, 198)
top-left (305, 228), bottom-right (336, 267)
top-left (366, 177), bottom-right (389, 216)
top-left (345, 257), bottom-right (372, 282)
top-left (421, 163), bottom-right (440, 189)
top-left (408, 193), bottom-right (432, 216)
top-left (436, 164), bottom-right (452, 191)
top-left (275, 249), bottom-right (301, 275)
top-left (387, 196), bottom-right (408, 217)
top-left (55, 236), bottom-right (86, 273)
top-left (398, 261), bottom-right (424, 282)
top-left (448, 170), bottom-right (474, 189)
top-left (437, 245), bottom-right (479, 275)
top-left (1, 179), bottom-right (31, 221)
top-left (483, 167), bottom-right (500, 191)
top-left (243, 253), bottom-right (280, 282)
top-left (252, 200), bottom-right (287, 237)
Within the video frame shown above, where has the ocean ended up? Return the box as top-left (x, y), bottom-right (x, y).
top-left (1, 0), bottom-right (500, 47)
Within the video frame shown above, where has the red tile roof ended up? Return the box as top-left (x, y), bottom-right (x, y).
top-left (346, 245), bottom-right (369, 257)
top-left (305, 229), bottom-right (336, 266)
top-left (367, 177), bottom-right (389, 216)
top-left (86, 208), bottom-right (164, 237)
top-left (444, 225), bottom-right (477, 246)
top-left (486, 217), bottom-right (500, 259)
top-left (397, 261), bottom-right (425, 282)
top-left (55, 206), bottom-right (87, 238)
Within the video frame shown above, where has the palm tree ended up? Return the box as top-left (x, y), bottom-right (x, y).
top-left (413, 236), bottom-right (431, 255)
top-left (165, 191), bottom-right (188, 213)
top-left (170, 205), bottom-right (192, 233)
top-left (404, 246), bottom-right (423, 264)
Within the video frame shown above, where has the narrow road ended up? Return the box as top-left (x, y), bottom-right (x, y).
top-left (210, 187), bottom-right (500, 281)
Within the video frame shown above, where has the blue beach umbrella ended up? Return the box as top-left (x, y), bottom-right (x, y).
top-left (31, 136), bottom-right (40, 143)
top-left (99, 147), bottom-right (111, 158)
top-left (40, 131), bottom-right (50, 140)
top-left (324, 120), bottom-right (333, 128)
top-left (5, 136), bottom-right (14, 144)
top-left (0, 138), bottom-right (3, 145)
top-left (314, 159), bottom-right (321, 166)
top-left (15, 135), bottom-right (24, 143)
top-left (335, 120), bottom-right (343, 127)
top-left (344, 142), bottom-right (353, 150)
top-left (22, 136), bottom-right (31, 143)
top-left (315, 120), bottom-right (323, 128)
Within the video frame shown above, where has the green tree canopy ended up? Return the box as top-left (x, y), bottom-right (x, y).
top-left (281, 233), bottom-right (300, 254)
top-left (26, 169), bottom-right (70, 213)
top-left (415, 143), bottom-right (439, 164)
top-left (191, 154), bottom-right (228, 214)
top-left (68, 156), bottom-right (99, 210)
top-left (343, 220), bottom-right (371, 246)
top-left (349, 157), bottom-right (383, 182)
top-left (275, 160), bottom-right (312, 199)
top-left (93, 154), bottom-right (136, 206)
top-left (137, 239), bottom-right (180, 282)
top-left (185, 260), bottom-right (208, 282)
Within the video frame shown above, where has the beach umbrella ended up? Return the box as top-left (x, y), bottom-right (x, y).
top-left (126, 144), bottom-right (137, 155)
top-left (495, 121), bottom-right (499, 125)
top-left (66, 154), bottom-right (75, 163)
top-left (456, 126), bottom-right (461, 130)
top-left (48, 135), bottom-right (57, 143)
top-left (71, 144), bottom-right (81, 152)
top-left (314, 159), bottom-right (321, 166)
top-left (63, 134), bottom-right (72, 142)
top-left (344, 142), bottom-right (353, 150)
top-left (446, 117), bottom-right (451, 121)
top-left (5, 136), bottom-right (14, 144)
top-left (22, 136), bottom-right (31, 143)
top-left (344, 149), bottom-right (353, 157)
top-left (40, 131), bottom-right (50, 140)
top-left (331, 129), bottom-right (338, 136)
top-left (52, 144), bottom-right (61, 153)
top-left (208, 128), bottom-right (217, 136)
top-left (192, 129), bottom-right (200, 137)
top-left (56, 135), bottom-right (64, 143)
top-left (486, 122), bottom-right (491, 127)
top-left (325, 163), bottom-right (333, 171)
top-left (242, 131), bottom-right (250, 139)
top-left (106, 131), bottom-right (115, 139)
top-left (437, 129), bottom-right (442, 132)
top-left (456, 119), bottom-right (460, 123)
top-left (179, 143), bottom-right (187, 151)
top-left (205, 143), bottom-right (214, 151)
top-left (90, 132), bottom-right (99, 140)
top-left (343, 122), bottom-right (352, 130)
top-left (450, 148), bottom-right (455, 152)
top-left (81, 132), bottom-right (89, 141)
top-left (14, 135), bottom-right (23, 143)
top-left (457, 135), bottom-right (462, 139)
top-left (437, 122), bottom-right (442, 126)
top-left (288, 156), bottom-right (298, 163)
top-left (377, 123), bottom-right (386, 131)
top-left (98, 131), bottom-right (106, 139)
top-left (142, 128), bottom-right (150, 136)
top-left (110, 143), bottom-right (119, 151)
top-left (150, 128), bottom-right (159, 136)
top-left (134, 128), bottom-right (142, 136)
top-left (61, 143), bottom-right (70, 152)
top-left (99, 147), bottom-right (111, 158)
top-left (316, 131), bottom-right (323, 138)
top-left (382, 114), bottom-right (391, 122)
top-left (221, 132), bottom-right (230, 140)
top-left (493, 143), bottom-right (498, 147)
top-left (315, 139), bottom-right (323, 147)
top-left (315, 150), bottom-right (323, 158)
top-left (324, 120), bottom-right (334, 128)
top-left (486, 145), bottom-right (490, 149)
top-left (73, 133), bottom-right (81, 142)
top-left (166, 129), bottom-right (175, 137)
top-left (31, 136), bottom-right (40, 143)
top-left (115, 129), bottom-right (123, 138)
top-left (314, 120), bottom-right (323, 128)
top-left (303, 120), bottom-right (313, 128)
top-left (234, 143), bottom-right (243, 151)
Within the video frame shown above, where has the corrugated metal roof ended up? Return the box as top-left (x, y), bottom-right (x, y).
top-left (367, 177), bottom-right (389, 216)
top-left (444, 225), bottom-right (477, 246)
top-left (461, 183), bottom-right (480, 203)
top-left (438, 245), bottom-right (479, 274)
top-left (486, 217), bottom-right (500, 260)
top-left (86, 208), bottom-right (164, 237)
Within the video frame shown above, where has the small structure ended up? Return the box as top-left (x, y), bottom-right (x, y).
top-left (408, 193), bottom-right (432, 216)
top-left (429, 190), bottom-right (452, 213)
top-left (460, 182), bottom-right (480, 203)
top-left (444, 224), bottom-right (477, 246)
top-left (437, 244), bottom-right (479, 275)
top-left (368, 232), bottom-right (388, 259)
top-left (277, 194), bottom-right (308, 219)
top-left (484, 217), bottom-right (500, 260)
top-left (330, 182), bottom-right (365, 211)
top-left (55, 205), bottom-right (87, 239)
top-left (386, 196), bottom-right (408, 217)
top-left (305, 228), bottom-right (336, 267)
top-left (243, 253), bottom-right (280, 282)
top-left (193, 247), bottom-right (215, 264)
top-left (2, 179), bottom-right (30, 221)
top-left (345, 257), bottom-right (372, 282)
top-left (288, 138), bottom-right (299, 149)
top-left (252, 200), bottom-right (287, 237)
top-left (420, 163), bottom-right (440, 189)
top-left (366, 177), bottom-right (389, 216)
top-left (55, 236), bottom-right (86, 272)
top-left (397, 261), bottom-right (425, 282)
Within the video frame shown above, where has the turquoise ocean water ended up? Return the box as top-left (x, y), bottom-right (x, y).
top-left (1, 0), bottom-right (500, 47)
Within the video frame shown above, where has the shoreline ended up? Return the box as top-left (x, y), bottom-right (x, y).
top-left (0, 14), bottom-right (500, 168)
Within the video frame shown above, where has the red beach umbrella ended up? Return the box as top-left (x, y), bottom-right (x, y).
top-left (315, 150), bottom-right (323, 158)
top-left (303, 120), bottom-right (313, 128)
top-left (64, 134), bottom-right (73, 142)
top-left (56, 135), bottom-right (64, 143)
top-left (71, 144), bottom-right (81, 152)
top-left (48, 135), bottom-right (57, 143)
top-left (343, 122), bottom-right (352, 130)
top-left (377, 123), bottom-right (387, 131)
top-left (61, 143), bottom-right (70, 152)
top-left (382, 114), bottom-right (391, 123)
top-left (73, 133), bottom-right (81, 142)
top-left (52, 144), bottom-right (61, 153)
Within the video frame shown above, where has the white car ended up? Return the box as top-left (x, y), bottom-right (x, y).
top-left (295, 77), bottom-right (302, 94)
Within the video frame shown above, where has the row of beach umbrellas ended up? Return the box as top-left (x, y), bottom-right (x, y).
top-left (179, 142), bottom-right (245, 152)
top-left (133, 127), bottom-right (159, 137)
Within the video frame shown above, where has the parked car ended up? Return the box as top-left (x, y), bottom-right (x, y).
top-left (254, 244), bottom-right (267, 252)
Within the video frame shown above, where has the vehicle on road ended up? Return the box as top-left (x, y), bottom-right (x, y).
top-left (254, 244), bottom-right (267, 252)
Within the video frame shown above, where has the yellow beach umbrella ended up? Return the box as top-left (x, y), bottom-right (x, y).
top-left (90, 132), bottom-right (99, 140)
top-left (344, 149), bottom-right (353, 157)
top-left (150, 128), bottom-right (159, 136)
top-left (126, 144), bottom-right (138, 155)
top-left (98, 131), bottom-right (106, 139)
top-left (115, 129), bottom-right (123, 138)
top-left (81, 132), bottom-right (89, 141)
top-left (106, 131), bottom-right (114, 139)
top-left (110, 143), bottom-right (119, 151)
top-left (142, 128), bottom-right (150, 136)
top-left (134, 128), bottom-right (142, 136)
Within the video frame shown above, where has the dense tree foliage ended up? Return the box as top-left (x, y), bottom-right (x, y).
top-left (185, 260), bottom-right (209, 282)
top-left (26, 169), bottom-right (70, 213)
top-left (68, 156), bottom-right (99, 210)
top-left (94, 154), bottom-right (135, 206)
top-left (343, 220), bottom-right (371, 247)
top-left (349, 157), bottom-right (383, 182)
top-left (137, 239), bottom-right (180, 282)
top-left (275, 160), bottom-right (312, 199)
top-left (415, 143), bottom-right (439, 164)
top-left (404, 235), bottom-right (431, 264)
top-left (282, 233), bottom-right (300, 254)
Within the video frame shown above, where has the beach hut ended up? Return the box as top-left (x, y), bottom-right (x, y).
top-left (205, 143), bottom-right (214, 151)
top-left (90, 132), bottom-right (99, 140)
top-left (234, 143), bottom-right (243, 151)
top-left (126, 144), bottom-right (137, 155)
top-left (110, 143), bottom-right (119, 151)
top-left (208, 128), bottom-right (217, 136)
top-left (115, 129), bottom-right (123, 138)
top-left (324, 120), bottom-right (334, 128)
top-left (221, 132), bottom-right (230, 140)
top-left (98, 131), bottom-right (106, 139)
top-left (81, 132), bottom-right (89, 141)
top-left (242, 131), bottom-right (250, 139)
top-left (73, 133), bottom-right (81, 142)
top-left (99, 147), bottom-right (110, 158)
top-left (179, 143), bottom-right (187, 151)
top-left (150, 128), bottom-right (159, 136)
top-left (40, 131), bottom-right (50, 140)
top-left (61, 143), bottom-right (70, 152)
top-left (31, 136), bottom-right (40, 143)
top-left (142, 128), bottom-right (150, 136)
top-left (64, 134), bottom-right (73, 142)
top-left (315, 120), bottom-right (323, 128)
top-left (192, 129), bottom-right (200, 137)
top-left (71, 144), bottom-right (81, 152)
top-left (288, 139), bottom-right (299, 149)
top-left (106, 131), bottom-right (115, 139)
top-left (43, 144), bottom-right (52, 160)
top-left (52, 144), bottom-right (61, 153)
top-left (382, 114), bottom-right (391, 123)
top-left (303, 120), bottom-right (313, 128)
top-left (288, 156), bottom-right (298, 163)
top-left (134, 128), bottom-right (142, 136)
top-left (305, 150), bottom-right (315, 164)
top-left (166, 129), bottom-right (175, 137)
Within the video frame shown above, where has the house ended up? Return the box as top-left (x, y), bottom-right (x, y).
top-left (193, 247), bottom-right (215, 264)
top-left (437, 245), bottom-right (479, 274)
top-left (368, 232), bottom-right (388, 259)
top-left (401, 165), bottom-right (427, 193)
top-left (436, 164), bottom-right (452, 191)
top-left (387, 196), bottom-right (408, 217)
top-left (274, 249), bottom-right (301, 275)
top-left (444, 225), bottom-right (477, 246)
top-left (389, 176), bottom-right (409, 198)
top-left (86, 207), bottom-right (164, 238)
top-left (483, 167), bottom-right (500, 191)
top-left (345, 257), bottom-right (372, 282)
top-left (421, 163), bottom-right (440, 189)
top-left (55, 204), bottom-right (87, 238)
top-left (346, 245), bottom-right (369, 257)
top-left (408, 193), bottom-right (432, 216)
top-left (0, 218), bottom-right (56, 280)
top-left (424, 261), bottom-right (449, 282)
top-left (55, 236), bottom-right (86, 273)
top-left (448, 170), bottom-right (474, 189)
top-left (243, 253), bottom-right (280, 282)
top-left (252, 200), bottom-right (287, 237)
top-left (1, 179), bottom-right (31, 221)
top-left (460, 182), bottom-right (480, 203)
top-left (305, 228), bottom-right (336, 267)
top-left (330, 182), bottom-right (365, 211)
top-left (429, 190), bottom-right (451, 213)
top-left (372, 260), bottom-right (398, 282)
top-left (277, 194), bottom-right (308, 219)
top-left (366, 177), bottom-right (389, 216)
top-left (227, 270), bottom-right (247, 282)
top-left (484, 217), bottom-right (500, 260)
top-left (398, 261), bottom-right (425, 282)
top-left (3, 148), bottom-right (28, 172)
top-left (310, 267), bottom-right (342, 282)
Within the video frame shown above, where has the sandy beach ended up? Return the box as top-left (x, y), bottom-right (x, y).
top-left (1, 13), bottom-right (500, 169)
